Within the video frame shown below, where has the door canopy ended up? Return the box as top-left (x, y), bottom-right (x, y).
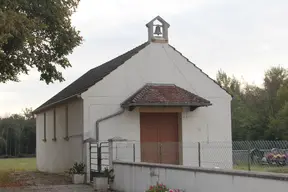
top-left (121, 83), bottom-right (211, 111)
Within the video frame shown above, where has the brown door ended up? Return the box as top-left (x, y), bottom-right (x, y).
top-left (140, 112), bottom-right (179, 164)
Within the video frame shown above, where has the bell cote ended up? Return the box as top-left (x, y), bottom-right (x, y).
top-left (146, 16), bottom-right (170, 43)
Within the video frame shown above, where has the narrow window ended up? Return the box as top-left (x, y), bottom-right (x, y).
top-left (43, 113), bottom-right (47, 142)
top-left (64, 105), bottom-right (69, 141)
top-left (52, 109), bottom-right (57, 141)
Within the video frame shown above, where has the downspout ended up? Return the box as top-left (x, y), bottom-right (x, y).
top-left (95, 108), bottom-right (125, 143)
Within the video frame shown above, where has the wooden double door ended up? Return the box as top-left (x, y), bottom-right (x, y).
top-left (140, 112), bottom-right (180, 165)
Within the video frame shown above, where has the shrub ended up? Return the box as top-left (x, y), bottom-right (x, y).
top-left (103, 168), bottom-right (115, 184)
top-left (69, 162), bottom-right (85, 175)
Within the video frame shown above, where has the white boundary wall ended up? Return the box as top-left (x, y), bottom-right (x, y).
top-left (112, 161), bottom-right (288, 192)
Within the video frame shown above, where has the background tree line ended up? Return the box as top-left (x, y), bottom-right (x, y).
top-left (0, 108), bottom-right (36, 157)
top-left (217, 66), bottom-right (288, 141)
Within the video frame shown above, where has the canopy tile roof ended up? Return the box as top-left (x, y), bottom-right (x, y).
top-left (121, 83), bottom-right (211, 109)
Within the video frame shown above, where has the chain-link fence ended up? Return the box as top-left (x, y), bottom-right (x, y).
top-left (112, 140), bottom-right (288, 173)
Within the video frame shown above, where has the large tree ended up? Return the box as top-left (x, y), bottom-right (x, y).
top-left (0, 0), bottom-right (82, 84)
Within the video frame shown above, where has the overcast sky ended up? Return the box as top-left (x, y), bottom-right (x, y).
top-left (1, 0), bottom-right (288, 116)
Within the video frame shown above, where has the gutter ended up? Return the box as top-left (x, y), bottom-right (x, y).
top-left (95, 108), bottom-right (125, 143)
top-left (122, 102), bottom-right (212, 108)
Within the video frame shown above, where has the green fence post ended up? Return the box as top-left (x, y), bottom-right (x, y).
top-left (198, 142), bottom-right (201, 167)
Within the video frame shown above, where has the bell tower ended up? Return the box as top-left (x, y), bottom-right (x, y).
top-left (146, 16), bottom-right (170, 43)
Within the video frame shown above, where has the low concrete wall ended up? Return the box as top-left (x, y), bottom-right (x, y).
top-left (112, 161), bottom-right (288, 192)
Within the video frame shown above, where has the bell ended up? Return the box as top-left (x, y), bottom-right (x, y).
top-left (154, 25), bottom-right (162, 35)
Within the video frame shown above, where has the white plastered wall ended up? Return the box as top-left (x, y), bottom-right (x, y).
top-left (81, 42), bottom-right (232, 168)
top-left (36, 99), bottom-right (84, 172)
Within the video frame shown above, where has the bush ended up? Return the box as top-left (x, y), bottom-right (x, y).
top-left (69, 162), bottom-right (85, 175)
top-left (103, 168), bottom-right (115, 184)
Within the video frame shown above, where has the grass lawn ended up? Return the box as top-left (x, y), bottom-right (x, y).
top-left (0, 158), bottom-right (36, 187)
top-left (0, 158), bottom-right (36, 171)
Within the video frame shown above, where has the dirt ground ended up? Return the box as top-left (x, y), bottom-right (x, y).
top-left (0, 172), bottom-right (117, 191)
top-left (11, 171), bottom-right (72, 186)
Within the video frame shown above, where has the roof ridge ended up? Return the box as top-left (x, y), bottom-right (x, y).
top-left (132, 84), bottom-right (150, 103)
top-left (168, 44), bottom-right (232, 97)
top-left (90, 42), bottom-right (149, 72)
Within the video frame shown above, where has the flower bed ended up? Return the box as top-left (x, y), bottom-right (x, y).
top-left (146, 183), bottom-right (184, 192)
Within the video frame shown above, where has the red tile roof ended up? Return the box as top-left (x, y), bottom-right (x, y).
top-left (121, 84), bottom-right (211, 108)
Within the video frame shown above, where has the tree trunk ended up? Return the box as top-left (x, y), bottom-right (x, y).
top-left (5, 141), bottom-right (8, 156)
top-left (14, 138), bottom-right (17, 156)
top-left (5, 130), bottom-right (8, 156)
top-left (18, 136), bottom-right (21, 156)
top-left (9, 131), bottom-right (11, 156)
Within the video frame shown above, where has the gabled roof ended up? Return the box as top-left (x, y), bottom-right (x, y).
top-left (34, 41), bottom-right (230, 114)
top-left (121, 83), bottom-right (211, 110)
top-left (34, 42), bottom-right (149, 113)
top-left (146, 15), bottom-right (170, 28)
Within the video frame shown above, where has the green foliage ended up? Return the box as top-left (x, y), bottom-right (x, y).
top-left (0, 0), bottom-right (82, 84)
top-left (0, 108), bottom-right (36, 156)
top-left (217, 66), bottom-right (288, 140)
top-left (268, 103), bottom-right (288, 140)
top-left (103, 167), bottom-right (115, 184)
top-left (69, 162), bottom-right (85, 175)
